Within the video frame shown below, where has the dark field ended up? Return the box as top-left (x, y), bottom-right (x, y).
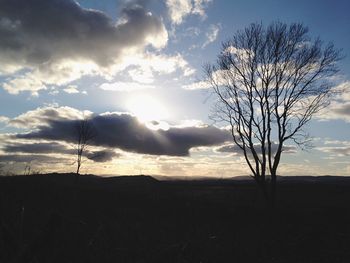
top-left (1, 174), bottom-right (350, 263)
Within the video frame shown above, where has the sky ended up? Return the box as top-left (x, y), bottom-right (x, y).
top-left (0, 0), bottom-right (349, 177)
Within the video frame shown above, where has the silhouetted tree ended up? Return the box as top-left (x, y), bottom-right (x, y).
top-left (74, 117), bottom-right (96, 178)
top-left (205, 22), bottom-right (341, 206)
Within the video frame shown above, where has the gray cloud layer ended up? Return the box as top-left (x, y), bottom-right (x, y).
top-left (318, 146), bottom-right (350, 157)
top-left (4, 142), bottom-right (74, 155)
top-left (14, 112), bottom-right (230, 156)
top-left (86, 150), bottom-right (120, 162)
top-left (216, 143), bottom-right (297, 155)
top-left (0, 154), bottom-right (66, 164)
top-left (0, 0), bottom-right (166, 68)
top-left (3, 141), bottom-right (119, 163)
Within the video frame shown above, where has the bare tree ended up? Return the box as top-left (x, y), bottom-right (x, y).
top-left (23, 162), bottom-right (32, 176)
top-left (206, 22), bottom-right (341, 206)
top-left (74, 117), bottom-right (96, 178)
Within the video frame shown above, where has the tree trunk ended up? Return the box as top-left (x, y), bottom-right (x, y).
top-left (75, 164), bottom-right (80, 185)
top-left (255, 175), bottom-right (277, 209)
top-left (255, 178), bottom-right (269, 208)
top-left (270, 172), bottom-right (277, 209)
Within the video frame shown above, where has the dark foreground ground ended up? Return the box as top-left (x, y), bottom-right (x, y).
top-left (1, 174), bottom-right (350, 263)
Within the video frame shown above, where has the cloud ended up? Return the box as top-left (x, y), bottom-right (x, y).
top-left (2, 75), bottom-right (47, 96)
top-left (166, 0), bottom-right (212, 25)
top-left (192, 0), bottom-right (212, 17)
top-left (63, 85), bottom-right (80, 94)
top-left (323, 139), bottom-right (350, 146)
top-left (318, 81), bottom-right (350, 122)
top-left (3, 141), bottom-right (74, 155)
top-left (0, 116), bottom-right (9, 123)
top-left (137, 53), bottom-right (193, 75)
top-left (0, 0), bottom-right (167, 67)
top-left (166, 0), bottom-right (192, 25)
top-left (2, 140), bottom-right (119, 163)
top-left (99, 82), bottom-right (155, 92)
top-left (216, 143), bottom-right (297, 156)
top-left (11, 106), bottom-right (231, 156)
top-left (202, 24), bottom-right (220, 48)
top-left (324, 102), bottom-right (350, 122)
top-left (86, 150), bottom-right (120, 162)
top-left (333, 104), bottom-right (350, 116)
top-left (0, 154), bottom-right (67, 164)
top-left (182, 80), bottom-right (211, 90)
top-left (99, 52), bottom-right (194, 91)
top-left (182, 69), bottom-right (226, 90)
top-left (0, 0), bottom-right (169, 94)
top-left (9, 106), bottom-right (90, 129)
top-left (317, 146), bottom-right (350, 157)
top-left (185, 26), bottom-right (201, 36)
top-left (128, 67), bottom-right (154, 84)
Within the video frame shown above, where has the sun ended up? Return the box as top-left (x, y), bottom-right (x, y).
top-left (126, 95), bottom-right (169, 122)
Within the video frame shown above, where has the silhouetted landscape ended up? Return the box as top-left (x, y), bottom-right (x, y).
top-left (1, 0), bottom-right (350, 262)
top-left (1, 173), bottom-right (350, 263)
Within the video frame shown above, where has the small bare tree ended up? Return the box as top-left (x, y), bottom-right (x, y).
top-left (206, 22), bottom-right (341, 205)
top-left (74, 117), bottom-right (96, 177)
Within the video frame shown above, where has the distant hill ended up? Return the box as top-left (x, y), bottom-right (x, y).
top-left (0, 173), bottom-right (159, 191)
top-left (2, 173), bottom-right (350, 185)
top-left (154, 174), bottom-right (350, 185)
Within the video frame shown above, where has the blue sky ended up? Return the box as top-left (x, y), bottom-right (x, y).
top-left (0, 0), bottom-right (349, 176)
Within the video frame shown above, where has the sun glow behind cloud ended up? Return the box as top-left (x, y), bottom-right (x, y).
top-left (126, 95), bottom-right (170, 123)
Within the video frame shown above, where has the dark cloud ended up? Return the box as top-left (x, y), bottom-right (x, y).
top-left (4, 142), bottom-right (74, 155)
top-left (87, 150), bottom-right (120, 162)
top-left (216, 143), bottom-right (297, 155)
top-left (15, 112), bottom-right (231, 156)
top-left (0, 0), bottom-right (167, 68)
top-left (3, 141), bottom-right (119, 162)
top-left (0, 154), bottom-right (67, 163)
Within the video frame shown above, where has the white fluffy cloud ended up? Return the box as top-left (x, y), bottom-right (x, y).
top-left (141, 53), bottom-right (193, 75)
top-left (105, 52), bottom-right (195, 90)
top-left (63, 85), bottom-right (80, 94)
top-left (3, 75), bottom-right (47, 96)
top-left (166, 0), bottom-right (192, 25)
top-left (166, 0), bottom-right (212, 25)
top-left (202, 24), bottom-right (220, 48)
top-left (8, 106), bottom-right (91, 129)
top-left (182, 80), bottom-right (211, 90)
top-left (0, 116), bottom-right (9, 123)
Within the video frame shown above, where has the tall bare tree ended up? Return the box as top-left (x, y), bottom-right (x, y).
top-left (75, 117), bottom-right (96, 177)
top-left (206, 22), bottom-right (341, 205)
